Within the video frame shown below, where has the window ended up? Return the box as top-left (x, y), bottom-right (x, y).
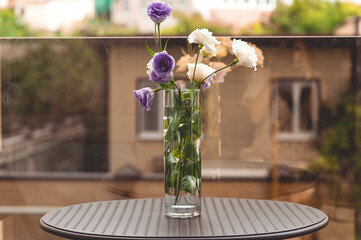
top-left (163, 0), bottom-right (173, 5)
top-left (271, 79), bottom-right (319, 141)
top-left (121, 0), bottom-right (129, 12)
top-left (137, 79), bottom-right (163, 140)
top-left (177, 0), bottom-right (186, 10)
top-left (141, 0), bottom-right (148, 8)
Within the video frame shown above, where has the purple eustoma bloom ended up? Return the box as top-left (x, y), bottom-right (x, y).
top-left (202, 77), bottom-right (212, 89)
top-left (134, 87), bottom-right (155, 111)
top-left (147, 2), bottom-right (172, 23)
top-left (152, 51), bottom-right (175, 78)
top-left (150, 71), bottom-right (173, 83)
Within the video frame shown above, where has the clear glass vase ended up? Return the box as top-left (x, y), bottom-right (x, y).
top-left (163, 89), bottom-right (201, 218)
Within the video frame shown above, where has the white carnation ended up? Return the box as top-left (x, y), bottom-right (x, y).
top-left (146, 58), bottom-right (153, 76)
top-left (187, 63), bottom-right (216, 82)
top-left (188, 28), bottom-right (220, 55)
top-left (200, 46), bottom-right (215, 59)
top-left (232, 39), bottom-right (258, 71)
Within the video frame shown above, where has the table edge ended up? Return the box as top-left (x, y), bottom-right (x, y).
top-left (40, 198), bottom-right (329, 240)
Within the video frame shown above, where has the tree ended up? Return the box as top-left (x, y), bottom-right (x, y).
top-left (73, 18), bottom-right (139, 36)
top-left (244, 0), bottom-right (361, 35)
top-left (0, 9), bottom-right (30, 37)
top-left (309, 93), bottom-right (359, 178)
top-left (1, 40), bottom-right (109, 171)
top-left (1, 40), bottom-right (105, 129)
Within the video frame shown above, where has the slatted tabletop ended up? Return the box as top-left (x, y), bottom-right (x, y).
top-left (40, 198), bottom-right (328, 240)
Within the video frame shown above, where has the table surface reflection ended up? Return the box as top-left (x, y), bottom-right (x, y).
top-left (101, 163), bottom-right (317, 199)
top-left (40, 198), bottom-right (328, 240)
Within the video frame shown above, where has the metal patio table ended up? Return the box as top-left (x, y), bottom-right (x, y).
top-left (40, 198), bottom-right (328, 240)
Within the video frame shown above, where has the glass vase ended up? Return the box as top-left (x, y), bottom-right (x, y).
top-left (163, 89), bottom-right (201, 218)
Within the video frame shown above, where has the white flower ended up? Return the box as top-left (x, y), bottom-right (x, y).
top-left (188, 28), bottom-right (220, 55)
top-left (200, 46), bottom-right (215, 59)
top-left (187, 63), bottom-right (216, 82)
top-left (232, 39), bottom-right (258, 71)
top-left (146, 58), bottom-right (153, 76)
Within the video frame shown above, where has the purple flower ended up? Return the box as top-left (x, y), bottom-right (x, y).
top-left (150, 71), bottom-right (173, 83)
top-left (202, 77), bottom-right (212, 89)
top-left (147, 2), bottom-right (172, 23)
top-left (134, 87), bottom-right (155, 111)
top-left (152, 51), bottom-right (175, 77)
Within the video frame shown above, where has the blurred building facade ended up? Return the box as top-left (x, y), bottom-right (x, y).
top-left (110, 0), bottom-right (196, 33)
top-left (0, 37), bottom-right (357, 240)
top-left (193, 0), bottom-right (276, 29)
top-left (0, 0), bottom-right (9, 8)
top-left (0, 0), bottom-right (359, 34)
top-left (334, 16), bottom-right (361, 35)
top-left (2, 0), bottom-right (95, 33)
top-left (107, 38), bottom-right (353, 173)
top-left (0, 37), bottom-right (354, 174)
top-left (111, 0), bottom-right (276, 33)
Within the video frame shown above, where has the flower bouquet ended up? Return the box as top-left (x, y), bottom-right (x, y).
top-left (134, 1), bottom-right (261, 218)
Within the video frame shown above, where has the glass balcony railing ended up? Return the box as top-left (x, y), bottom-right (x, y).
top-left (0, 37), bottom-right (359, 239)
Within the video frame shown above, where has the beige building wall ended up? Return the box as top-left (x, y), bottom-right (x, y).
top-left (220, 41), bottom-right (351, 168)
top-left (0, 0), bottom-right (8, 8)
top-left (108, 40), bottom-right (168, 172)
top-left (18, 0), bottom-right (95, 32)
top-left (108, 38), bottom-right (352, 173)
top-left (334, 17), bottom-right (361, 35)
top-left (111, 0), bottom-right (195, 34)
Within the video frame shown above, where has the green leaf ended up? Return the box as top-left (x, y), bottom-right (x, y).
top-left (164, 127), bottom-right (174, 142)
top-left (192, 109), bottom-right (200, 120)
top-left (181, 90), bottom-right (191, 101)
top-left (164, 142), bottom-right (172, 157)
top-left (192, 109), bottom-right (201, 138)
top-left (176, 130), bottom-right (181, 145)
top-left (179, 123), bottom-right (190, 135)
top-left (181, 175), bottom-right (198, 194)
top-left (168, 170), bottom-right (179, 188)
top-left (164, 115), bottom-right (170, 129)
top-left (172, 112), bottom-right (181, 129)
top-left (167, 152), bottom-right (178, 166)
top-left (182, 143), bottom-right (199, 162)
top-left (173, 90), bottom-right (182, 108)
top-left (165, 111), bottom-right (181, 141)
top-left (163, 39), bottom-right (169, 51)
top-left (173, 147), bottom-right (180, 160)
top-left (145, 41), bottom-right (155, 56)
top-left (184, 163), bottom-right (201, 177)
top-left (159, 82), bottom-right (172, 89)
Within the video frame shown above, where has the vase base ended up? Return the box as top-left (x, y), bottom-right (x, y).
top-left (165, 204), bottom-right (201, 218)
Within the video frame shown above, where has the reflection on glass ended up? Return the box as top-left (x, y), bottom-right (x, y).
top-left (137, 80), bottom-right (162, 139)
top-left (272, 79), bottom-right (318, 140)
top-left (278, 83), bottom-right (293, 132)
top-left (143, 102), bottom-right (159, 131)
top-left (1, 40), bottom-right (108, 172)
top-left (0, 37), bottom-right (358, 240)
top-left (300, 86), bottom-right (312, 131)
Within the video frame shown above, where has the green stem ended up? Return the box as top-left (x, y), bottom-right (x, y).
top-left (157, 23), bottom-right (162, 51)
top-left (201, 59), bottom-right (238, 83)
top-left (174, 166), bottom-right (181, 204)
top-left (170, 81), bottom-right (183, 107)
top-left (173, 133), bottom-right (183, 205)
top-left (154, 23), bottom-right (158, 44)
top-left (191, 45), bottom-right (202, 88)
top-left (172, 86), bottom-right (182, 205)
top-left (170, 79), bottom-right (180, 92)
